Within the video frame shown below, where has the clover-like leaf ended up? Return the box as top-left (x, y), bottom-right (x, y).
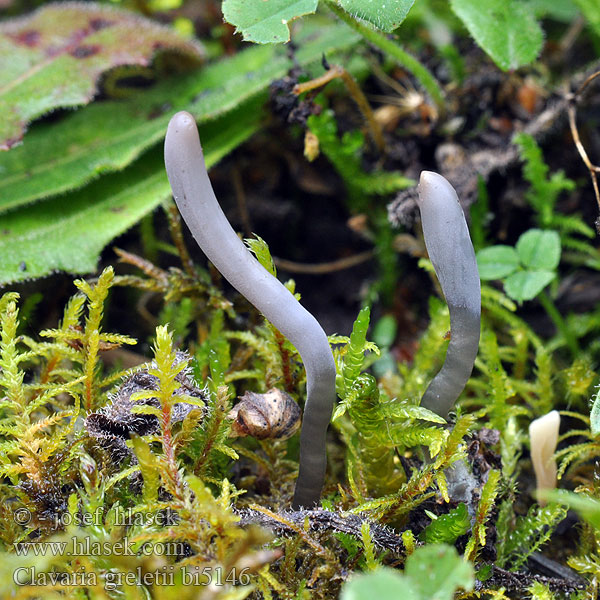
top-left (516, 229), bottom-right (561, 271)
top-left (341, 568), bottom-right (419, 600)
top-left (0, 1), bottom-right (203, 149)
top-left (504, 270), bottom-right (555, 302)
top-left (450, 0), bottom-right (543, 71)
top-left (476, 245), bottom-right (520, 280)
top-left (405, 544), bottom-right (474, 600)
top-left (222, 0), bottom-right (319, 43)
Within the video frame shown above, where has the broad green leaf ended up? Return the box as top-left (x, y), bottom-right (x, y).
top-left (341, 545), bottom-right (474, 600)
top-left (338, 0), bottom-right (416, 32)
top-left (0, 23), bottom-right (360, 212)
top-left (0, 2), bottom-right (203, 149)
top-left (504, 270), bottom-right (555, 302)
top-left (404, 544), bottom-right (474, 600)
top-left (525, 0), bottom-right (578, 21)
top-left (573, 0), bottom-right (600, 37)
top-left (450, 0), bottom-right (543, 70)
top-left (0, 100), bottom-right (262, 285)
top-left (516, 229), bottom-right (561, 270)
top-left (476, 245), bottom-right (520, 280)
top-left (341, 568), bottom-right (419, 600)
top-left (222, 0), bottom-right (319, 43)
top-left (545, 490), bottom-right (600, 530)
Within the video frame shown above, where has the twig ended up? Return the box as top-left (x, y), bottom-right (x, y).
top-left (273, 250), bottom-right (375, 275)
top-left (294, 63), bottom-right (386, 154)
top-left (567, 70), bottom-right (600, 231)
top-left (165, 201), bottom-right (197, 278)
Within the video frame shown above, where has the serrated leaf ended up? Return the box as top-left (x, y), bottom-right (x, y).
top-left (0, 100), bottom-right (261, 285)
top-left (0, 1), bottom-right (203, 149)
top-left (450, 0), bottom-right (543, 70)
top-left (516, 229), bottom-right (561, 270)
top-left (0, 23), bottom-right (359, 212)
top-left (476, 245), bottom-right (520, 280)
top-left (504, 270), bottom-right (555, 302)
top-left (222, 0), bottom-right (318, 43)
top-left (338, 0), bottom-right (416, 32)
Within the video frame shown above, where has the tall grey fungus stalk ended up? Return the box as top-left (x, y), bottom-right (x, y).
top-left (164, 111), bottom-right (336, 508)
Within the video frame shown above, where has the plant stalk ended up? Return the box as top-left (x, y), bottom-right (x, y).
top-left (325, 0), bottom-right (445, 114)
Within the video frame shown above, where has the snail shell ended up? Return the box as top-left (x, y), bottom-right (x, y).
top-left (228, 388), bottom-right (301, 440)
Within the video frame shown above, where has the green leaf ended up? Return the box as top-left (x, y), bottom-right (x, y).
top-left (245, 235), bottom-right (277, 276)
top-left (450, 0), bottom-right (543, 70)
top-left (0, 99), bottom-right (262, 285)
top-left (504, 270), bottom-right (555, 302)
top-left (516, 229), bottom-right (561, 270)
top-left (222, 0), bottom-right (318, 43)
top-left (0, 23), bottom-right (360, 212)
top-left (420, 503), bottom-right (471, 544)
top-left (338, 0), bottom-right (416, 32)
top-left (545, 490), bottom-right (600, 530)
top-left (573, 0), bottom-right (600, 37)
top-left (0, 1), bottom-right (203, 149)
top-left (476, 245), bottom-right (520, 280)
top-left (341, 568), bottom-right (419, 600)
top-left (405, 544), bottom-right (474, 600)
top-left (340, 545), bottom-right (474, 600)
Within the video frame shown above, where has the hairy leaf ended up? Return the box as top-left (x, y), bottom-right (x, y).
top-left (0, 23), bottom-right (359, 212)
top-left (0, 1), bottom-right (203, 149)
top-left (222, 0), bottom-right (318, 43)
top-left (338, 0), bottom-right (416, 32)
top-left (0, 102), bottom-right (261, 285)
top-left (450, 0), bottom-right (543, 70)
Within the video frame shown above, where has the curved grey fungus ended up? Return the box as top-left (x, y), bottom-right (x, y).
top-left (164, 111), bottom-right (337, 509)
top-left (417, 171), bottom-right (481, 418)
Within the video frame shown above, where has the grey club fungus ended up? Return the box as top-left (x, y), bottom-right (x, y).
top-left (164, 111), bottom-right (336, 509)
top-left (416, 171), bottom-right (481, 418)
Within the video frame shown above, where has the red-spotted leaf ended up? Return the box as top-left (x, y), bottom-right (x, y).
top-left (0, 1), bottom-right (203, 149)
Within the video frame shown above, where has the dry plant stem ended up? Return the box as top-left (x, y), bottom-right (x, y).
top-left (293, 64), bottom-right (385, 153)
top-left (165, 202), bottom-right (197, 278)
top-left (273, 249), bottom-right (375, 275)
top-left (567, 70), bottom-right (600, 225)
top-left (417, 172), bottom-right (481, 418)
top-left (164, 112), bottom-right (337, 508)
